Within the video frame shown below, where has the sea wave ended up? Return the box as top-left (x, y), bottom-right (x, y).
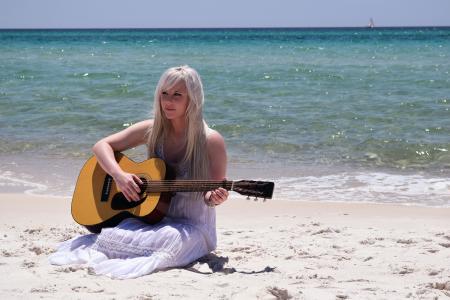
top-left (274, 172), bottom-right (450, 207)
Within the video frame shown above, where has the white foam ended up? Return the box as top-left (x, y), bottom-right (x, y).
top-left (273, 172), bottom-right (450, 207)
top-left (1, 167), bottom-right (448, 207)
top-left (0, 170), bottom-right (48, 195)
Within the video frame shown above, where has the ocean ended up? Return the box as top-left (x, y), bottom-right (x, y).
top-left (0, 28), bottom-right (449, 206)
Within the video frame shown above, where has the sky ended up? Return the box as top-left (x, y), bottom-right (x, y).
top-left (1, 0), bottom-right (449, 29)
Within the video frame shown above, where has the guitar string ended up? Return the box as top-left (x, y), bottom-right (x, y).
top-left (136, 182), bottom-right (254, 189)
top-left (126, 181), bottom-right (264, 187)
top-left (136, 181), bottom-right (233, 187)
top-left (136, 180), bottom-right (232, 187)
top-left (138, 183), bottom-right (234, 191)
top-left (135, 184), bottom-right (264, 194)
top-left (134, 180), bottom-right (261, 184)
top-left (103, 179), bottom-right (268, 192)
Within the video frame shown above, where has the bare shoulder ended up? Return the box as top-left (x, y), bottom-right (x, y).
top-left (206, 128), bottom-right (227, 162)
top-left (206, 129), bottom-right (226, 150)
top-left (206, 128), bottom-right (227, 178)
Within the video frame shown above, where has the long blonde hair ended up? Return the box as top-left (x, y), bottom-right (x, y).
top-left (147, 65), bottom-right (209, 180)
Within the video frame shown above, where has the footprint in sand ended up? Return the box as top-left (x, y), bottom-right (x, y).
top-left (266, 286), bottom-right (292, 300)
top-left (429, 281), bottom-right (450, 291)
top-left (427, 249), bottom-right (439, 253)
top-left (30, 286), bottom-right (56, 293)
top-left (28, 246), bottom-right (44, 255)
top-left (360, 239), bottom-right (376, 245)
top-left (230, 246), bottom-right (252, 253)
top-left (56, 265), bottom-right (87, 273)
top-left (21, 260), bottom-right (36, 268)
top-left (339, 278), bottom-right (370, 283)
top-left (428, 269), bottom-right (441, 276)
top-left (311, 227), bottom-right (341, 235)
top-left (396, 238), bottom-right (416, 245)
top-left (1, 249), bottom-right (14, 257)
top-left (131, 294), bottom-right (155, 300)
top-left (393, 266), bottom-right (414, 275)
top-left (342, 248), bottom-right (356, 254)
top-left (24, 228), bottom-right (43, 235)
top-left (71, 285), bottom-right (104, 293)
top-left (335, 255), bottom-right (351, 261)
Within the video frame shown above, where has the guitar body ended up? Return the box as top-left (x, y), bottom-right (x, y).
top-left (71, 153), bottom-right (173, 233)
top-left (71, 152), bottom-right (274, 233)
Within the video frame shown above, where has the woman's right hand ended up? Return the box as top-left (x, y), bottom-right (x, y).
top-left (92, 120), bottom-right (152, 202)
top-left (113, 171), bottom-right (143, 202)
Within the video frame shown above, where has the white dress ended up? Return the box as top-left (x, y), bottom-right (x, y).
top-left (49, 146), bottom-right (216, 279)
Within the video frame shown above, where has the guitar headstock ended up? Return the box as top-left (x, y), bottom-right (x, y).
top-left (232, 180), bottom-right (274, 199)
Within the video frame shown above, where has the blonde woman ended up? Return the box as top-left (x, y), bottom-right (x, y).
top-left (49, 65), bottom-right (228, 279)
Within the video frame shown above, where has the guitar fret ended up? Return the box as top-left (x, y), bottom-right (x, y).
top-left (145, 182), bottom-right (229, 192)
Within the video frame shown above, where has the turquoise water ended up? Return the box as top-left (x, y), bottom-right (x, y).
top-left (0, 28), bottom-right (449, 205)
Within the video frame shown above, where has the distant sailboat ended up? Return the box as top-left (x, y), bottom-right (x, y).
top-left (368, 18), bottom-right (375, 28)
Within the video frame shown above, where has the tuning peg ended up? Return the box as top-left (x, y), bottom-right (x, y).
top-left (254, 197), bottom-right (258, 201)
top-left (246, 196), bottom-right (250, 200)
top-left (263, 198), bottom-right (267, 202)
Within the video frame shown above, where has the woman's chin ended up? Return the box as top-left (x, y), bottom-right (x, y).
top-left (163, 112), bottom-right (179, 120)
top-left (163, 111), bottom-right (174, 118)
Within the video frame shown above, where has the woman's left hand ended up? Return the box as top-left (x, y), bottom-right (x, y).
top-left (205, 187), bottom-right (229, 207)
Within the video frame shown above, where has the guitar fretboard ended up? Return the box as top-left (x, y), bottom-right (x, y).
top-left (143, 180), bottom-right (233, 192)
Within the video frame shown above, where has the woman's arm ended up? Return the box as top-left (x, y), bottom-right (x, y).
top-left (204, 129), bottom-right (229, 207)
top-left (92, 120), bottom-right (152, 201)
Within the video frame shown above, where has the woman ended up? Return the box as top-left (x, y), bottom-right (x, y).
top-left (49, 65), bottom-right (229, 279)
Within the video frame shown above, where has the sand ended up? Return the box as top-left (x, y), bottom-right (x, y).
top-left (0, 193), bottom-right (449, 299)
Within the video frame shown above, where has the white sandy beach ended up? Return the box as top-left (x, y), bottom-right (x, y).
top-left (0, 193), bottom-right (449, 299)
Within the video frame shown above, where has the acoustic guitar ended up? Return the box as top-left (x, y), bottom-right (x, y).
top-left (71, 153), bottom-right (274, 233)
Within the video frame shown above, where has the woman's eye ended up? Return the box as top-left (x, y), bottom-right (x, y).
top-left (174, 93), bottom-right (181, 97)
top-left (162, 91), bottom-right (168, 95)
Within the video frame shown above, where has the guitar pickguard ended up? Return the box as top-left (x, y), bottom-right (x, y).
top-left (101, 174), bottom-right (113, 202)
top-left (111, 193), bottom-right (146, 210)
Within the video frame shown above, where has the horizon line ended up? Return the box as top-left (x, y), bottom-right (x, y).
top-left (1, 25), bottom-right (450, 30)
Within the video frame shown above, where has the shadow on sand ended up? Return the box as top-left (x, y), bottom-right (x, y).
top-left (184, 253), bottom-right (276, 275)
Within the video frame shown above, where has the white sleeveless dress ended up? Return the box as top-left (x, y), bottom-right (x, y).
top-left (49, 146), bottom-right (217, 279)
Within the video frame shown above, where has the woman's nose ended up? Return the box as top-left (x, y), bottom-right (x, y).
top-left (162, 94), bottom-right (175, 101)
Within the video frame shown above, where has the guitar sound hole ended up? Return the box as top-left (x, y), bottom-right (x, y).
top-left (111, 193), bottom-right (145, 210)
top-left (138, 177), bottom-right (148, 197)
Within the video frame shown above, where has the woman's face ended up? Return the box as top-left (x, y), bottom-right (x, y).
top-left (160, 81), bottom-right (189, 121)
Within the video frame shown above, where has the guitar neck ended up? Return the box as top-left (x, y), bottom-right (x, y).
top-left (144, 180), bottom-right (233, 193)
